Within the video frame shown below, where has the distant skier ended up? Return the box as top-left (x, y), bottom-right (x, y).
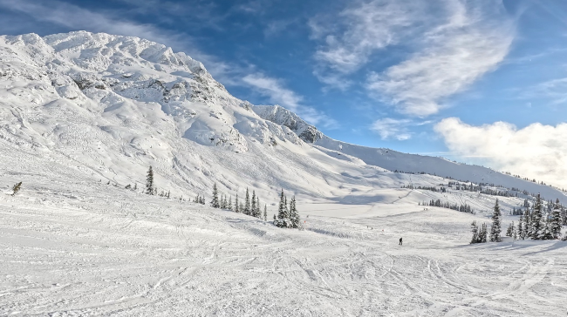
top-left (399, 237), bottom-right (403, 245)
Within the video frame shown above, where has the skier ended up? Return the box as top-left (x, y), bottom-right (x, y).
top-left (399, 237), bottom-right (403, 245)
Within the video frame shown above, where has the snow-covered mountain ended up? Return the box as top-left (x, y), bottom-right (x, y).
top-left (0, 31), bottom-right (564, 207)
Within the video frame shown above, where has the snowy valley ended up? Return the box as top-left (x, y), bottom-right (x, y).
top-left (0, 31), bottom-right (565, 316)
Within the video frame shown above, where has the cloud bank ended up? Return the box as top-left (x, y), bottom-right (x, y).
top-left (434, 118), bottom-right (567, 189)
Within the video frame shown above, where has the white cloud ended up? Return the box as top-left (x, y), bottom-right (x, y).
top-left (434, 118), bottom-right (567, 189)
top-left (370, 118), bottom-right (432, 140)
top-left (366, 0), bottom-right (514, 117)
top-left (242, 73), bottom-right (337, 129)
top-left (310, 0), bottom-right (515, 116)
top-left (310, 1), bottom-right (424, 75)
top-left (243, 74), bottom-right (303, 111)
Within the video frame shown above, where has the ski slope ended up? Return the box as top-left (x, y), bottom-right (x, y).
top-left (0, 31), bottom-right (565, 316)
top-left (1, 175), bottom-right (565, 316)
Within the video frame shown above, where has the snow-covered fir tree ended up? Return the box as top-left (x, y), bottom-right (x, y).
top-left (470, 221), bottom-right (479, 244)
top-left (263, 204), bottom-right (267, 221)
top-left (531, 194), bottom-right (543, 239)
top-left (228, 196), bottom-right (232, 211)
top-left (479, 223), bottom-right (488, 243)
top-left (289, 196), bottom-right (301, 229)
top-left (145, 166), bottom-right (154, 195)
top-left (211, 183), bottom-right (219, 208)
top-left (550, 198), bottom-right (563, 239)
top-left (506, 222), bottom-right (513, 237)
top-left (251, 190), bottom-right (257, 217)
top-left (274, 190), bottom-right (290, 228)
top-left (244, 188), bottom-right (251, 216)
top-left (255, 196), bottom-right (261, 218)
top-left (490, 199), bottom-right (502, 242)
top-left (523, 207), bottom-right (532, 238)
top-left (518, 211), bottom-right (526, 240)
top-left (234, 193), bottom-right (240, 213)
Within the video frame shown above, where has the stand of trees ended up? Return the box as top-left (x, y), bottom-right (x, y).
top-left (471, 196), bottom-right (567, 244)
top-left (421, 199), bottom-right (473, 214)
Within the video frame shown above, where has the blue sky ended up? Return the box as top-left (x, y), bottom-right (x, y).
top-left (0, 0), bottom-right (566, 187)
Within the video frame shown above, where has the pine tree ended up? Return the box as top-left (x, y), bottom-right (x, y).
top-left (228, 196), bottom-right (233, 211)
top-left (145, 166), bottom-right (154, 195)
top-left (479, 223), bottom-right (488, 243)
top-left (531, 194), bottom-right (543, 239)
top-left (523, 207), bottom-right (532, 238)
top-left (211, 183), bottom-right (219, 208)
top-left (289, 196), bottom-right (301, 229)
top-left (244, 188), bottom-right (251, 216)
top-left (235, 193), bottom-right (241, 212)
top-left (518, 211), bottom-right (525, 240)
top-left (275, 189), bottom-right (289, 228)
top-left (256, 196), bottom-right (261, 218)
top-left (251, 190), bottom-right (257, 217)
top-left (550, 198), bottom-right (563, 239)
top-left (506, 222), bottom-right (513, 237)
top-left (11, 182), bottom-right (22, 196)
top-left (263, 204), bottom-right (267, 221)
top-left (470, 221), bottom-right (479, 244)
top-left (541, 222), bottom-right (554, 240)
top-left (490, 199), bottom-right (502, 242)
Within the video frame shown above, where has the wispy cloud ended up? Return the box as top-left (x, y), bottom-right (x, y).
top-left (370, 118), bottom-right (432, 140)
top-left (242, 73), bottom-right (338, 129)
top-left (310, 0), bottom-right (515, 117)
top-left (435, 118), bottom-right (567, 188)
top-left (516, 78), bottom-right (567, 105)
top-left (369, 1), bottom-right (514, 117)
top-left (310, 1), bottom-right (425, 76)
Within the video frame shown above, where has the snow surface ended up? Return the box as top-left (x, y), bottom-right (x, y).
top-left (0, 31), bottom-right (566, 316)
top-left (1, 169), bottom-right (565, 316)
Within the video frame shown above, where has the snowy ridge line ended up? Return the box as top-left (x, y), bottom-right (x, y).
top-left (0, 30), bottom-right (564, 208)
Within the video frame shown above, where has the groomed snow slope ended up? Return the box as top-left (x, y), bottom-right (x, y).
top-left (1, 167), bottom-right (565, 316)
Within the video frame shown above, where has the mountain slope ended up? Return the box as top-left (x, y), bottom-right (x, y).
top-left (0, 31), bottom-right (564, 207)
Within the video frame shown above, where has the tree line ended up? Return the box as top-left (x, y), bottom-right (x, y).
top-left (471, 195), bottom-right (566, 244)
top-left (145, 166), bottom-right (301, 230)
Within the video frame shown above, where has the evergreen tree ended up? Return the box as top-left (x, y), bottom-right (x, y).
top-left (145, 166), bottom-right (154, 195)
top-left (228, 196), bottom-right (232, 211)
top-left (289, 196), bottom-right (301, 229)
top-left (11, 182), bottom-right (22, 196)
top-left (210, 183), bottom-right (219, 208)
top-left (251, 190), bottom-right (257, 217)
top-left (470, 221), bottom-right (479, 244)
top-left (274, 190), bottom-right (289, 228)
top-left (550, 198), bottom-right (563, 239)
top-left (244, 188), bottom-right (251, 215)
top-left (256, 196), bottom-right (261, 218)
top-left (263, 204), bottom-right (267, 221)
top-left (518, 212), bottom-right (525, 240)
top-left (490, 199), bottom-right (502, 242)
top-left (505, 222), bottom-right (513, 237)
top-left (540, 222), bottom-right (554, 240)
top-left (234, 193), bottom-right (240, 213)
top-left (531, 194), bottom-right (543, 239)
top-left (479, 223), bottom-right (488, 243)
top-left (523, 207), bottom-right (532, 238)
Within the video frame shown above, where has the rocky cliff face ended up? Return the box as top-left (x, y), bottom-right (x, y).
top-left (253, 105), bottom-right (323, 143)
